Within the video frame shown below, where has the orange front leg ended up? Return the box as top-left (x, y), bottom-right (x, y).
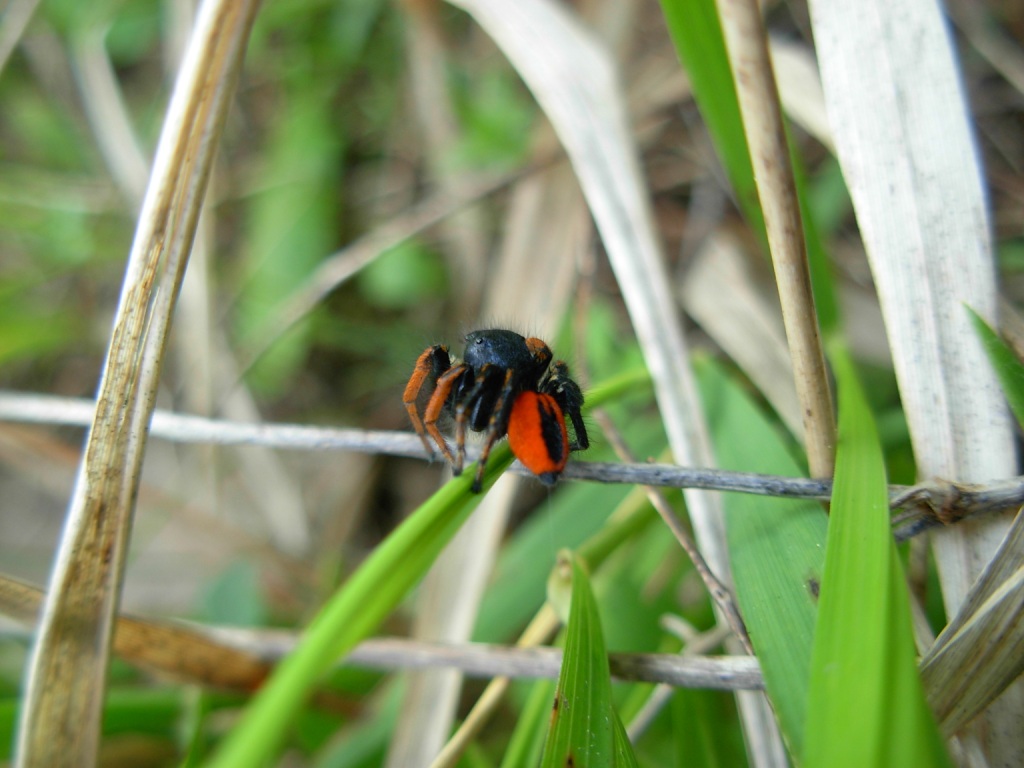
top-left (403, 345), bottom-right (449, 458)
top-left (423, 363), bottom-right (467, 468)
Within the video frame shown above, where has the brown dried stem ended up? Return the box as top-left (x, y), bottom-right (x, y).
top-left (14, 3), bottom-right (260, 766)
top-left (714, 0), bottom-right (836, 478)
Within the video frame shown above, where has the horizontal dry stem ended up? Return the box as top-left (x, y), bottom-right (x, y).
top-left (0, 390), bottom-right (1018, 540)
top-left (0, 573), bottom-right (760, 691)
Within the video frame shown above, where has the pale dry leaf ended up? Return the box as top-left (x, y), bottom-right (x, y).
top-left (920, 512), bottom-right (1024, 736)
top-left (808, 0), bottom-right (1022, 760)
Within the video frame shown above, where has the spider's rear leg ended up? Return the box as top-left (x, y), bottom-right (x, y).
top-left (403, 345), bottom-right (451, 458)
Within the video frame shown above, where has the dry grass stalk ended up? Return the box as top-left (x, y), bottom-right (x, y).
top-left (714, 0), bottom-right (836, 479)
top-left (14, 2), bottom-right (260, 765)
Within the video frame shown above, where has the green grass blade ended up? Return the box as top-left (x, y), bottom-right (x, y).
top-left (498, 680), bottom-right (555, 768)
top-left (966, 306), bottom-right (1024, 428)
top-left (540, 552), bottom-right (637, 768)
top-left (204, 455), bottom-right (509, 767)
top-left (670, 689), bottom-right (739, 768)
top-left (804, 343), bottom-right (950, 768)
top-left (658, 0), bottom-right (764, 236)
top-left (611, 709), bottom-right (640, 768)
top-left (697, 357), bottom-right (827, 757)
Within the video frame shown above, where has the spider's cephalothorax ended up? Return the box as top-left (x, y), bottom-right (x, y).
top-left (403, 329), bottom-right (588, 492)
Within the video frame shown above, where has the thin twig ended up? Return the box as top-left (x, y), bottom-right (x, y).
top-left (3, 612), bottom-right (760, 692)
top-left (1, 390), bottom-right (1020, 539)
top-left (348, 638), bottom-right (762, 690)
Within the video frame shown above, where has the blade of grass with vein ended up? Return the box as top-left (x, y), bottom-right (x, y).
top-left (804, 343), bottom-right (950, 768)
top-left (540, 551), bottom-right (638, 768)
top-left (697, 356), bottom-right (827, 758)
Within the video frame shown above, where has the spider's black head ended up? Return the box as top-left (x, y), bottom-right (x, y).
top-left (462, 329), bottom-right (546, 379)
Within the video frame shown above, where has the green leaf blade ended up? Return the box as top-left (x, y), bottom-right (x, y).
top-left (698, 358), bottom-right (827, 757)
top-left (204, 455), bottom-right (511, 768)
top-left (541, 552), bottom-right (637, 768)
top-left (658, 0), bottom-right (765, 238)
top-left (966, 306), bottom-right (1024, 429)
top-left (804, 344), bottom-right (950, 768)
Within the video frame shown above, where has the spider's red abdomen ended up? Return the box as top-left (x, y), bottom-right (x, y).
top-left (508, 390), bottom-right (569, 485)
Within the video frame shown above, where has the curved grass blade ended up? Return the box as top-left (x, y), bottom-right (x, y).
top-left (804, 343), bottom-right (950, 768)
top-left (204, 453), bottom-right (510, 768)
top-left (16, 3), bottom-right (260, 765)
top-left (540, 551), bottom-right (637, 768)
